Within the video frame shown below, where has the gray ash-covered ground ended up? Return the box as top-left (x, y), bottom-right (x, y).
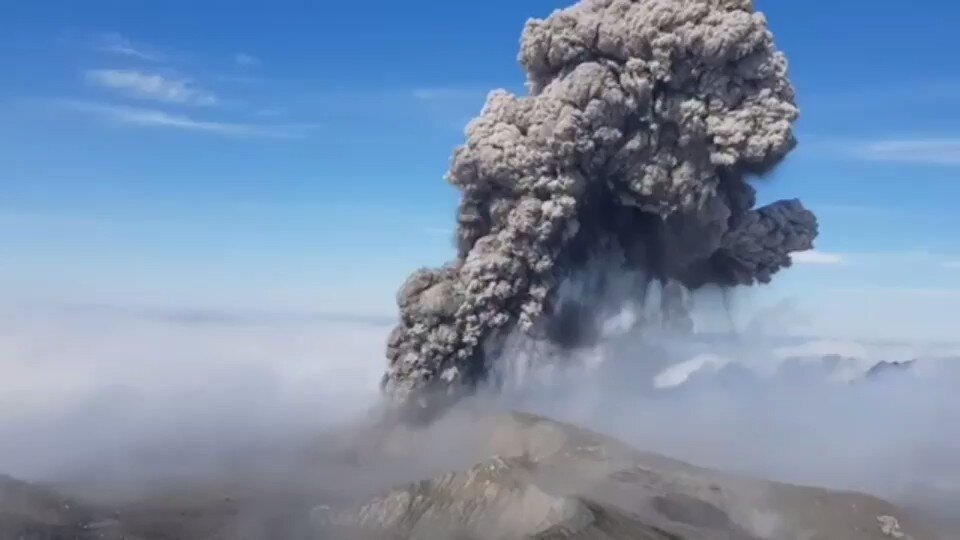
top-left (0, 410), bottom-right (945, 540)
top-left (383, 0), bottom-right (818, 410)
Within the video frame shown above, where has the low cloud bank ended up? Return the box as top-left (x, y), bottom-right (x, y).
top-left (1, 301), bottom-right (957, 527)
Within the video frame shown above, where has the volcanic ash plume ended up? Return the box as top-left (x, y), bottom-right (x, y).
top-left (383, 0), bottom-right (818, 408)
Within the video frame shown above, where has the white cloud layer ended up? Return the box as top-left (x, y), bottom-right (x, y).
top-left (790, 250), bottom-right (847, 265)
top-left (64, 101), bottom-right (317, 138)
top-left (851, 138), bottom-right (960, 165)
top-left (96, 33), bottom-right (161, 62)
top-left (2, 302), bottom-right (958, 525)
top-left (0, 306), bottom-right (388, 480)
top-left (234, 53), bottom-right (261, 67)
top-left (86, 69), bottom-right (218, 106)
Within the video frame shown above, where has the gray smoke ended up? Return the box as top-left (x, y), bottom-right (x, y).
top-left (384, 0), bottom-right (817, 408)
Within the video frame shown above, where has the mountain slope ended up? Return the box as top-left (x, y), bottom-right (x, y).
top-left (325, 410), bottom-right (936, 540)
top-left (0, 410), bottom-right (939, 540)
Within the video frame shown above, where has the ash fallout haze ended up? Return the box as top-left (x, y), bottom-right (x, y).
top-left (1, 1), bottom-right (960, 539)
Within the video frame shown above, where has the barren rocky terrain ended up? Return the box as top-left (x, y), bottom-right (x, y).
top-left (0, 409), bottom-right (945, 539)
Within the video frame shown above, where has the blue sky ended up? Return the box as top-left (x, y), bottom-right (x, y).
top-left (1, 1), bottom-right (959, 340)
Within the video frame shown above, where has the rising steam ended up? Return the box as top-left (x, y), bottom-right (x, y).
top-left (384, 0), bottom-right (818, 407)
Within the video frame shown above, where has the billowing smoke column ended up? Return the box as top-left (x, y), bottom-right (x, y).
top-left (384, 0), bottom-right (817, 408)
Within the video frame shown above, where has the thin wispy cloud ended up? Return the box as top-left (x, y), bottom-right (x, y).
top-left (849, 138), bottom-right (960, 165)
top-left (86, 69), bottom-right (218, 106)
top-left (96, 33), bottom-right (161, 62)
top-left (793, 250), bottom-right (960, 269)
top-left (234, 53), bottom-right (261, 67)
top-left (831, 286), bottom-right (960, 299)
top-left (791, 250), bottom-right (848, 265)
top-left (64, 101), bottom-right (317, 138)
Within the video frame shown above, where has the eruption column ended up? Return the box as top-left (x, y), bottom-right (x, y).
top-left (383, 0), bottom-right (818, 409)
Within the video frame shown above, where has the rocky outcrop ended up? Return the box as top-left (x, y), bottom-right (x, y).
top-left (0, 411), bottom-right (943, 540)
top-left (323, 410), bottom-right (936, 540)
